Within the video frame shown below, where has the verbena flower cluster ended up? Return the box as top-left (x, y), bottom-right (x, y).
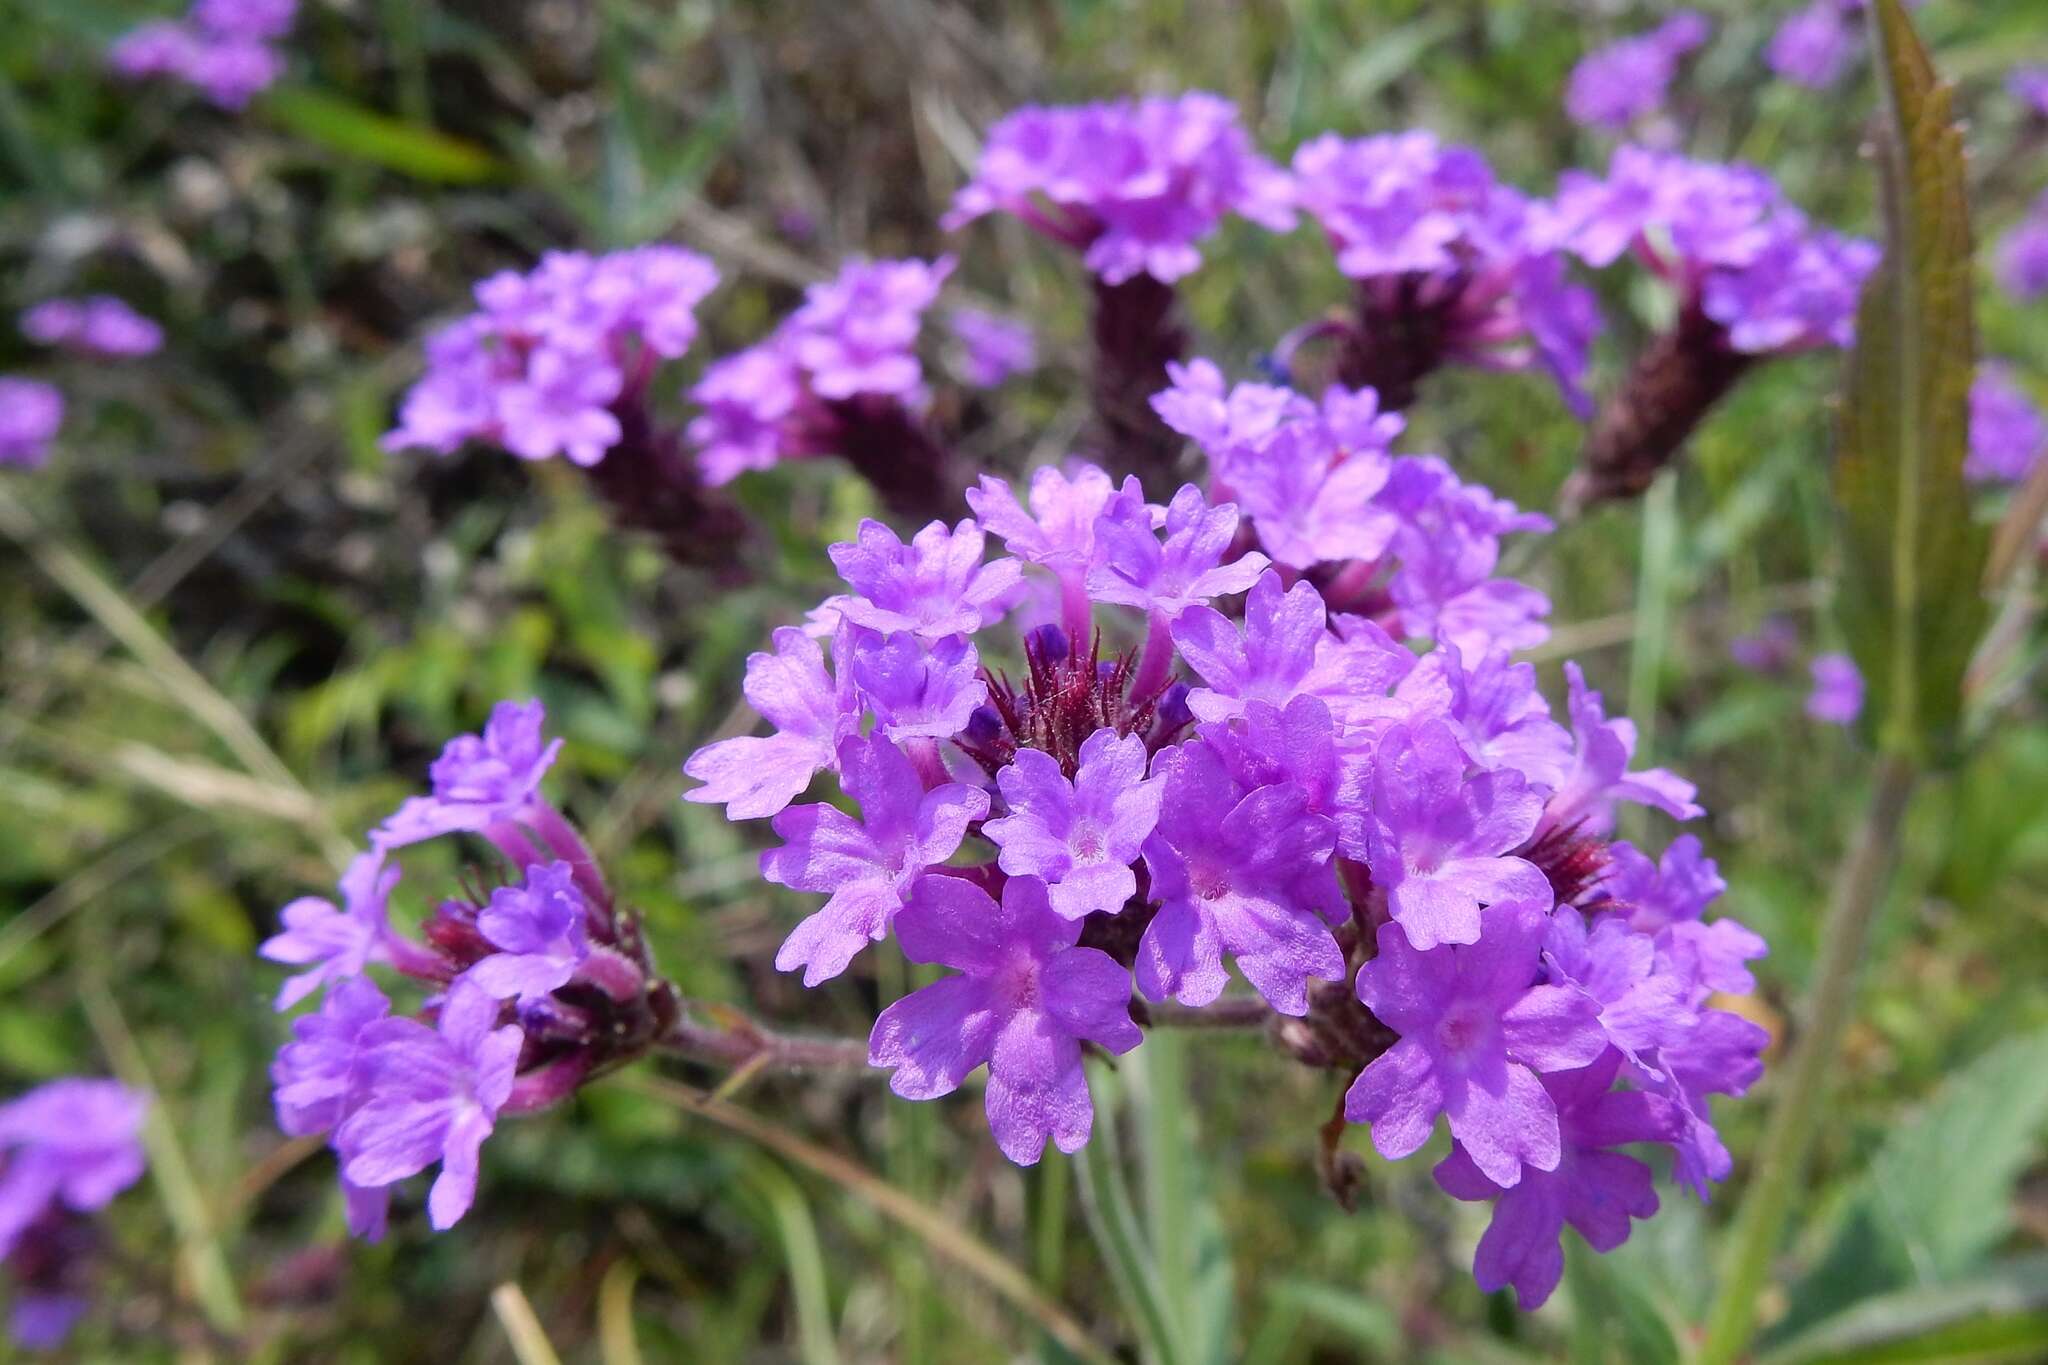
top-left (383, 247), bottom-right (721, 466)
top-left (1968, 365), bottom-right (2046, 485)
top-left (0, 1079), bottom-right (149, 1350)
top-left (262, 701), bottom-right (670, 1237)
top-left (2001, 190), bottom-right (2048, 301)
top-left (0, 380), bottom-right (64, 470)
top-left (1565, 11), bottom-right (1712, 131)
top-left (109, 0), bottom-right (297, 109)
top-left (681, 360), bottom-right (1769, 1306)
top-left (20, 297), bottom-right (163, 359)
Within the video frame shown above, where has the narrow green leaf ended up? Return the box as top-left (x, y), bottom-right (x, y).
top-left (1758, 1255), bottom-right (2048, 1365)
top-left (261, 87), bottom-right (505, 184)
top-left (1831, 0), bottom-right (1988, 764)
top-left (1768, 1028), bottom-right (2048, 1343)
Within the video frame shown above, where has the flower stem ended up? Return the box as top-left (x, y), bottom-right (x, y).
top-left (1696, 753), bottom-right (1919, 1363)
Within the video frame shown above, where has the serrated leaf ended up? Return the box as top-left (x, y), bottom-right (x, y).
top-left (1832, 0), bottom-right (1988, 765)
top-left (1758, 1255), bottom-right (2048, 1365)
top-left (1768, 1029), bottom-right (2048, 1345)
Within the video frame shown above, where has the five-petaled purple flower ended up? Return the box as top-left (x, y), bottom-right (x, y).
top-left (827, 518), bottom-right (1025, 642)
top-left (1347, 898), bottom-right (1607, 1187)
top-left (1541, 663), bottom-right (1702, 835)
top-left (869, 875), bottom-right (1142, 1164)
top-left (684, 626), bottom-right (859, 820)
top-left (376, 699), bottom-right (563, 849)
top-left (259, 849), bottom-right (400, 1010)
top-left (984, 729), bottom-right (1164, 920)
top-left (762, 734), bottom-right (990, 985)
top-left (1137, 740), bottom-right (1345, 1016)
top-left (1365, 718), bottom-right (1551, 951)
top-left (464, 862), bottom-right (593, 1004)
top-left (335, 979), bottom-right (523, 1231)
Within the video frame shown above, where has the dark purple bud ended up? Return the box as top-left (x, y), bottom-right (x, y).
top-left (1155, 681), bottom-right (1193, 732)
top-left (1027, 622), bottom-right (1071, 665)
top-left (965, 704), bottom-right (1004, 746)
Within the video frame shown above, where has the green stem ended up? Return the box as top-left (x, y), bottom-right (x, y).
top-left (1075, 1065), bottom-right (1185, 1365)
top-left (1698, 754), bottom-right (1919, 1363)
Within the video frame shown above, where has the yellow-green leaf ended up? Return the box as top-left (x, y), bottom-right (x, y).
top-left (261, 87), bottom-right (505, 185)
top-left (1832, 0), bottom-right (1988, 765)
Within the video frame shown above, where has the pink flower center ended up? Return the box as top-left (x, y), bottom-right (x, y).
top-left (1435, 1002), bottom-right (1489, 1056)
top-left (1188, 858), bottom-right (1232, 903)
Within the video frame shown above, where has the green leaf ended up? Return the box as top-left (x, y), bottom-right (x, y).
top-left (1758, 1255), bottom-right (2048, 1365)
top-left (261, 87), bottom-right (505, 184)
top-left (1831, 0), bottom-right (1988, 765)
top-left (1770, 1028), bottom-right (2048, 1343)
top-left (1565, 1238), bottom-right (1682, 1365)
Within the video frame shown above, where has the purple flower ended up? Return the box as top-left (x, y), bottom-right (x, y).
top-left (1173, 570), bottom-right (1411, 726)
top-left (0, 1080), bottom-right (148, 1260)
top-left (1198, 696), bottom-right (1370, 861)
top-left (464, 863), bottom-right (592, 1004)
top-left (1399, 645), bottom-right (1574, 792)
top-left (0, 379), bottom-right (63, 469)
top-left (761, 735), bottom-right (990, 985)
top-left (1600, 837), bottom-right (1766, 998)
top-left (869, 875), bottom-right (1141, 1164)
top-left (107, 22), bottom-right (202, 79)
top-left (1365, 718), bottom-right (1552, 951)
top-left (20, 297), bottom-right (163, 358)
top-left (1152, 358), bottom-right (1305, 452)
top-left (1967, 365), bottom-right (2045, 483)
top-left (11, 1292), bottom-right (88, 1352)
top-left (1645, 1007), bottom-right (1770, 1199)
top-left (1767, 0), bottom-right (1856, 89)
top-left (336, 979), bottom-right (523, 1231)
top-left (2011, 66), bottom-right (2048, 117)
top-left (1433, 1049), bottom-right (1679, 1309)
top-left (1806, 652), bottom-right (1864, 726)
top-left (1378, 457), bottom-right (1554, 657)
top-left (847, 629), bottom-right (988, 742)
top-left (385, 247), bottom-right (720, 465)
top-left (376, 699), bottom-right (563, 849)
top-left (1291, 132), bottom-right (1600, 411)
top-left (787, 257), bottom-right (953, 401)
top-left (1136, 740), bottom-right (1345, 1016)
top-left (967, 465), bottom-right (1124, 572)
top-left (1542, 663), bottom-right (1702, 835)
top-left (1565, 11), bottom-right (1712, 130)
top-left (686, 340), bottom-right (806, 484)
top-left (1346, 898), bottom-right (1607, 1186)
top-left (1700, 215), bottom-right (1878, 353)
top-left (271, 975), bottom-right (392, 1138)
top-left (1088, 484), bottom-right (1269, 618)
top-left (828, 518), bottom-right (1025, 641)
top-left (259, 850), bottom-right (400, 1010)
top-left (983, 729), bottom-right (1164, 920)
top-left (949, 309), bottom-right (1036, 387)
top-left (1542, 908), bottom-right (1696, 1071)
top-left (1999, 193), bottom-right (2048, 300)
top-left (193, 0), bottom-right (297, 40)
top-left (944, 93), bottom-right (1294, 285)
top-left (684, 626), bottom-right (860, 820)
top-left (1729, 616), bottom-right (1800, 673)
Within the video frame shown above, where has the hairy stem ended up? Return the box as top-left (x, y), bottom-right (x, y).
top-left (1697, 753), bottom-right (1919, 1363)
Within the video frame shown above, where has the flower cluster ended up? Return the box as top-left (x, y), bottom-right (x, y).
top-left (1767, 0), bottom-right (1863, 90)
top-left (0, 1079), bottom-right (149, 1350)
top-left (948, 308), bottom-right (1037, 389)
top-left (2000, 191), bottom-right (2048, 300)
top-left (20, 297), bottom-right (162, 359)
top-left (108, 0), bottom-right (296, 110)
top-left (384, 247), bottom-right (720, 466)
top-left (1968, 365), bottom-right (2046, 485)
top-left (1553, 146), bottom-right (1878, 356)
top-left (686, 256), bottom-right (954, 487)
top-left (943, 92), bottom-right (1295, 285)
top-left (1565, 11), bottom-right (1712, 131)
top-left (685, 365), bottom-right (1766, 1300)
top-left (1806, 653), bottom-right (1865, 726)
top-left (2012, 66), bottom-right (2048, 118)
top-left (0, 380), bottom-right (64, 470)
top-left (262, 701), bottom-right (669, 1237)
top-left (1290, 131), bottom-right (1601, 414)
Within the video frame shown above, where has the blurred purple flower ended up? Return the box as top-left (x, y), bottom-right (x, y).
top-left (945, 93), bottom-right (1294, 285)
top-left (1968, 364), bottom-right (2045, 483)
top-left (1729, 616), bottom-right (1800, 674)
top-left (259, 850), bottom-right (400, 1010)
top-left (20, 297), bottom-right (163, 358)
top-left (1767, 0), bottom-right (1857, 88)
top-left (2011, 66), bottom-right (2048, 117)
top-left (376, 699), bottom-right (563, 849)
top-left (271, 975), bottom-right (392, 1138)
top-left (788, 257), bottom-right (953, 400)
top-left (870, 875), bottom-right (1141, 1164)
top-left (1806, 652), bottom-right (1864, 726)
top-left (0, 1080), bottom-right (148, 1260)
top-left (336, 980), bottom-right (523, 1231)
top-left (0, 379), bottom-right (63, 469)
top-left (1999, 193), bottom-right (2048, 299)
top-left (1565, 11), bottom-right (1711, 130)
top-left (949, 309), bottom-right (1036, 387)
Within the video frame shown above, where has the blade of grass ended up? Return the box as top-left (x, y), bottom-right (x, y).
top-left (1076, 1062), bottom-right (1186, 1365)
top-left (491, 1283), bottom-right (565, 1365)
top-left (598, 1259), bottom-right (646, 1365)
top-left (621, 1072), bottom-right (1115, 1365)
top-left (744, 1159), bottom-right (844, 1365)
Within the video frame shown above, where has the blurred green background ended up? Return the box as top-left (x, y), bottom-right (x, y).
top-left (4, 1), bottom-right (2048, 1360)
